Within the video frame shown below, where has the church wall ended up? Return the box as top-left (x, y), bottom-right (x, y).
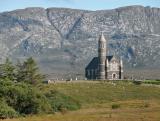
top-left (85, 69), bottom-right (98, 80)
top-left (107, 71), bottom-right (120, 80)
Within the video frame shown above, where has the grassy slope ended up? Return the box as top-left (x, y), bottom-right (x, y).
top-left (3, 81), bottom-right (160, 121)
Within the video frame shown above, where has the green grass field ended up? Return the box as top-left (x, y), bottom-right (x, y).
top-left (3, 81), bottom-right (160, 121)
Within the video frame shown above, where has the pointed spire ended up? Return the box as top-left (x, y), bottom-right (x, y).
top-left (99, 32), bottom-right (106, 42)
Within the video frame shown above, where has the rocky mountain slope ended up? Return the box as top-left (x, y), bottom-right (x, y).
top-left (0, 5), bottom-right (160, 78)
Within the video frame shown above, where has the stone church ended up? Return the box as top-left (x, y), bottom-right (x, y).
top-left (85, 33), bottom-right (123, 80)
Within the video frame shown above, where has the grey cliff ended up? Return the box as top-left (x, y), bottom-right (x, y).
top-left (0, 6), bottom-right (160, 78)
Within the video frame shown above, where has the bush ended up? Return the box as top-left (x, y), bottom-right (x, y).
top-left (144, 103), bottom-right (150, 108)
top-left (111, 104), bottom-right (120, 109)
top-left (45, 90), bottom-right (81, 112)
top-left (5, 83), bottom-right (53, 114)
top-left (58, 105), bottom-right (68, 115)
top-left (0, 80), bottom-right (53, 115)
top-left (144, 81), bottom-right (160, 85)
top-left (133, 80), bottom-right (142, 85)
top-left (0, 99), bottom-right (18, 119)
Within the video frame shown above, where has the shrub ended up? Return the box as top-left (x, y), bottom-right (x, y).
top-left (0, 80), bottom-right (53, 115)
top-left (133, 80), bottom-right (142, 85)
top-left (144, 103), bottom-right (150, 108)
top-left (0, 99), bottom-right (18, 119)
top-left (5, 83), bottom-right (53, 114)
top-left (111, 104), bottom-right (120, 109)
top-left (144, 81), bottom-right (160, 85)
top-left (156, 79), bottom-right (160, 81)
top-left (58, 105), bottom-right (68, 115)
top-left (45, 90), bottom-right (81, 112)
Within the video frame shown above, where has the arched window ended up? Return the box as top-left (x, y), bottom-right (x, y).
top-left (102, 44), bottom-right (105, 48)
top-left (87, 70), bottom-right (90, 76)
top-left (102, 44), bottom-right (104, 48)
top-left (95, 69), bottom-right (97, 75)
top-left (99, 43), bottom-right (104, 48)
top-left (92, 69), bottom-right (94, 79)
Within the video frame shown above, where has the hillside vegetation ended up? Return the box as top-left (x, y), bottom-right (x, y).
top-left (3, 81), bottom-right (160, 121)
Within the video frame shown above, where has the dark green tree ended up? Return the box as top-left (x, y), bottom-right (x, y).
top-left (16, 57), bottom-right (45, 84)
top-left (0, 58), bottom-right (15, 81)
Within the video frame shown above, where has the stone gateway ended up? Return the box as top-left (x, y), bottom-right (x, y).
top-left (85, 33), bottom-right (123, 80)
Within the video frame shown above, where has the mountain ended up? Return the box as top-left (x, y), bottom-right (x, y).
top-left (0, 5), bottom-right (160, 79)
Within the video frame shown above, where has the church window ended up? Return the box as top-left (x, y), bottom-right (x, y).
top-left (91, 69), bottom-right (94, 75)
top-left (99, 43), bottom-right (105, 48)
top-left (95, 69), bottom-right (97, 74)
top-left (110, 63), bottom-right (118, 71)
top-left (87, 70), bottom-right (90, 76)
top-left (91, 69), bottom-right (94, 79)
top-left (102, 44), bottom-right (104, 48)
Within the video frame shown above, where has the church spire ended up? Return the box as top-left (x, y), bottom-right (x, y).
top-left (99, 32), bottom-right (106, 42)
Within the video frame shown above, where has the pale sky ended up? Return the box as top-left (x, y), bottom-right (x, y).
top-left (0, 0), bottom-right (160, 12)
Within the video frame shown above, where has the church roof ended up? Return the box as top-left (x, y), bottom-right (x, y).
top-left (107, 55), bottom-right (113, 61)
top-left (85, 56), bottom-right (113, 70)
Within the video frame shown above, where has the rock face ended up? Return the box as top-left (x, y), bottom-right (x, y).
top-left (0, 6), bottom-right (160, 77)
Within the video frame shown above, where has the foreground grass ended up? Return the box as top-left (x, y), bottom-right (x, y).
top-left (40, 81), bottom-right (160, 106)
top-left (3, 81), bottom-right (160, 121)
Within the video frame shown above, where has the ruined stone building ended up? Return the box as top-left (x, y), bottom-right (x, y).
top-left (85, 33), bottom-right (123, 80)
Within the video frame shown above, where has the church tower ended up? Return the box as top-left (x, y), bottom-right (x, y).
top-left (98, 33), bottom-right (107, 80)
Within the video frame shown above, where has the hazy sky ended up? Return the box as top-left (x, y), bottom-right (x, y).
top-left (0, 0), bottom-right (160, 12)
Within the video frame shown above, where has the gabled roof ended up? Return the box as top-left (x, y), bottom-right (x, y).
top-left (85, 56), bottom-right (114, 70)
top-left (109, 55), bottom-right (120, 62)
top-left (85, 57), bottom-right (98, 70)
top-left (107, 56), bottom-right (113, 61)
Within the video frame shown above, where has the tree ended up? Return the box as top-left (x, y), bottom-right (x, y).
top-left (16, 57), bottom-right (45, 84)
top-left (0, 58), bottom-right (15, 81)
